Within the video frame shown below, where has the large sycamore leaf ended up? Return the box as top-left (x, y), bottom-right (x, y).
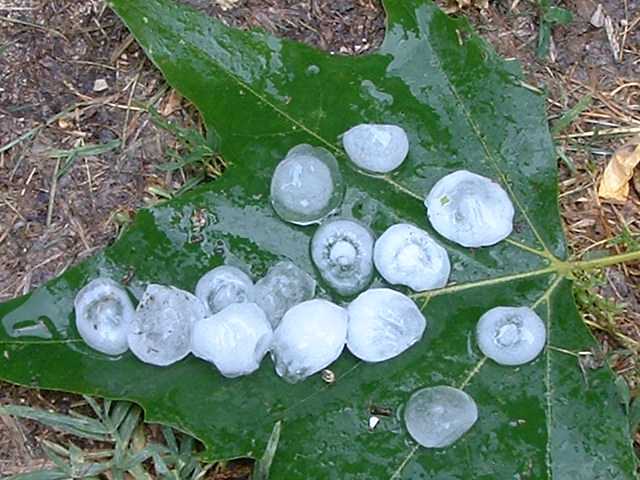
top-left (1, 0), bottom-right (638, 477)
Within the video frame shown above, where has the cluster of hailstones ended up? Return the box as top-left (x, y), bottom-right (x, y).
top-left (75, 124), bottom-right (547, 449)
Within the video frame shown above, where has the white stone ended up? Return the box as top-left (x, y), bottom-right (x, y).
top-left (476, 306), bottom-right (546, 366)
top-left (342, 124), bottom-right (409, 173)
top-left (128, 284), bottom-right (206, 366)
top-left (374, 223), bottom-right (450, 291)
top-left (404, 386), bottom-right (478, 448)
top-left (74, 277), bottom-right (135, 355)
top-left (310, 218), bottom-right (374, 296)
top-left (195, 265), bottom-right (255, 314)
top-left (347, 288), bottom-right (426, 362)
top-left (270, 144), bottom-right (344, 225)
top-left (255, 260), bottom-right (316, 328)
top-left (271, 299), bottom-right (348, 383)
top-left (425, 170), bottom-right (514, 247)
top-left (191, 303), bottom-right (272, 378)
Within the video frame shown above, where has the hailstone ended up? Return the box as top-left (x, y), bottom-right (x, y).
top-left (255, 260), bottom-right (316, 327)
top-left (342, 124), bottom-right (409, 173)
top-left (74, 277), bottom-right (135, 355)
top-left (128, 284), bottom-right (206, 366)
top-left (310, 217), bottom-right (375, 296)
top-left (374, 223), bottom-right (450, 291)
top-left (270, 144), bottom-right (344, 225)
top-left (195, 265), bottom-right (255, 314)
top-left (271, 299), bottom-right (348, 383)
top-left (347, 288), bottom-right (426, 362)
top-left (191, 303), bottom-right (273, 378)
top-left (404, 386), bottom-right (478, 448)
top-left (425, 170), bottom-right (514, 247)
top-left (476, 306), bottom-right (546, 366)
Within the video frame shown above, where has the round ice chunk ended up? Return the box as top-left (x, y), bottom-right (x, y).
top-left (374, 223), bottom-right (450, 292)
top-left (271, 299), bottom-right (348, 383)
top-left (404, 386), bottom-right (478, 448)
top-left (128, 284), bottom-right (206, 366)
top-left (191, 303), bottom-right (273, 378)
top-left (255, 260), bottom-right (316, 328)
top-left (476, 306), bottom-right (546, 366)
top-left (74, 278), bottom-right (135, 355)
top-left (425, 170), bottom-right (514, 247)
top-left (342, 124), bottom-right (409, 173)
top-left (195, 265), bottom-right (255, 314)
top-left (347, 288), bottom-right (426, 362)
top-left (270, 144), bottom-right (344, 225)
top-left (311, 218), bottom-right (375, 296)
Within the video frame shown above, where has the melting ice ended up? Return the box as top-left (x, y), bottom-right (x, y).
top-left (270, 144), bottom-right (344, 225)
top-left (255, 260), bottom-right (316, 328)
top-left (271, 299), bottom-right (348, 383)
top-left (128, 284), bottom-right (206, 366)
top-left (74, 277), bottom-right (135, 355)
top-left (476, 306), bottom-right (546, 366)
top-left (311, 218), bottom-right (374, 296)
top-left (425, 170), bottom-right (514, 247)
top-left (195, 265), bottom-right (255, 314)
top-left (404, 385), bottom-right (478, 448)
top-left (374, 223), bottom-right (450, 292)
top-left (347, 288), bottom-right (426, 362)
top-left (191, 303), bottom-right (273, 378)
top-left (342, 124), bottom-right (409, 173)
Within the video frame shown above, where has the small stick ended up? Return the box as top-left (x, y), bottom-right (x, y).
top-left (46, 157), bottom-right (61, 228)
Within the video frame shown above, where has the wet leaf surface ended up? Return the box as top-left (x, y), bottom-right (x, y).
top-left (1, 0), bottom-right (637, 477)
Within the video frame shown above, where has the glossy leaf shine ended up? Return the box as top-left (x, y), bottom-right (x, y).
top-left (0, 0), bottom-right (636, 477)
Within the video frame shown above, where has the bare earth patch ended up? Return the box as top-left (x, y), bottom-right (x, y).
top-left (1, 0), bottom-right (638, 475)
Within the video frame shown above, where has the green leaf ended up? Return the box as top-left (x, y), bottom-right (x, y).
top-left (544, 6), bottom-right (573, 25)
top-left (1, 0), bottom-right (638, 478)
top-left (551, 94), bottom-right (592, 136)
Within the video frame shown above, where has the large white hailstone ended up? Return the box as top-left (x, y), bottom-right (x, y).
top-left (310, 218), bottom-right (375, 296)
top-left (342, 124), bottom-right (409, 173)
top-left (270, 144), bottom-right (344, 225)
top-left (195, 265), bottom-right (255, 314)
top-left (425, 170), bottom-right (515, 247)
top-left (271, 299), bottom-right (348, 383)
top-left (404, 386), bottom-right (478, 448)
top-left (347, 288), bottom-right (426, 362)
top-left (128, 284), bottom-right (206, 366)
top-left (74, 278), bottom-right (135, 355)
top-left (191, 303), bottom-right (273, 378)
top-left (476, 306), bottom-right (546, 366)
top-left (374, 223), bottom-right (450, 292)
top-left (255, 260), bottom-right (316, 328)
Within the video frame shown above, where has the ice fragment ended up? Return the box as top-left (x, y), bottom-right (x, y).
top-left (195, 265), bottom-right (255, 314)
top-left (425, 170), bottom-right (514, 247)
top-left (476, 306), bottom-right (546, 366)
top-left (311, 218), bottom-right (374, 296)
top-left (374, 223), bottom-right (450, 291)
top-left (342, 124), bottom-right (409, 173)
top-left (74, 278), bottom-right (135, 355)
top-left (347, 288), bottom-right (426, 362)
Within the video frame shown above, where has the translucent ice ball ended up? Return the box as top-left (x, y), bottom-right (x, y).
top-left (255, 260), bottom-right (316, 328)
top-left (74, 277), bottom-right (135, 355)
top-left (347, 288), bottom-right (426, 362)
top-left (476, 306), bottom-right (546, 366)
top-left (342, 124), bottom-right (409, 173)
top-left (310, 218), bottom-right (375, 296)
top-left (270, 144), bottom-right (344, 225)
top-left (128, 284), bottom-right (206, 366)
top-left (425, 170), bottom-right (514, 247)
top-left (191, 303), bottom-right (273, 378)
top-left (404, 386), bottom-right (478, 448)
top-left (374, 223), bottom-right (450, 292)
top-left (195, 265), bottom-right (255, 314)
top-left (271, 299), bottom-right (348, 383)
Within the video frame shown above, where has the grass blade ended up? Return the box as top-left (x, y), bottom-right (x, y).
top-left (253, 421), bottom-right (282, 480)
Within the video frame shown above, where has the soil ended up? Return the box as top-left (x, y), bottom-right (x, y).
top-left (0, 0), bottom-right (639, 476)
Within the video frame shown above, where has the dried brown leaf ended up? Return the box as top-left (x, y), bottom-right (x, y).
top-left (598, 135), bottom-right (640, 202)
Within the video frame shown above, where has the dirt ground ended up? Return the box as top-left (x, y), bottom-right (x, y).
top-left (0, 0), bottom-right (639, 476)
